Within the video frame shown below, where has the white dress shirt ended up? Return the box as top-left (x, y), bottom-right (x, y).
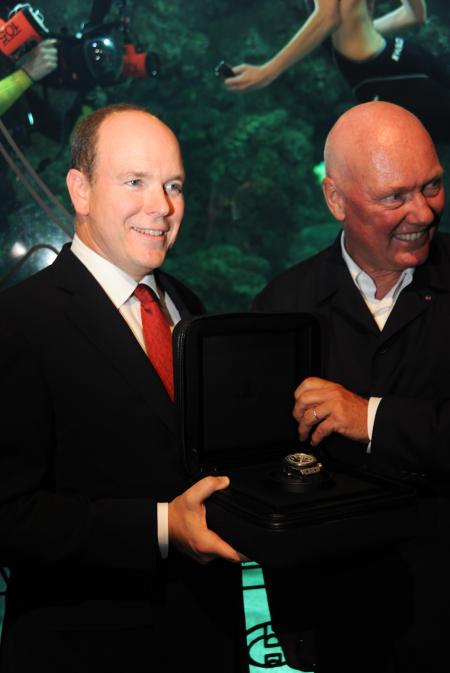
top-left (71, 234), bottom-right (180, 559)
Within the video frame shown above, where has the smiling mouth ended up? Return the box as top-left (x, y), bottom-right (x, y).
top-left (131, 225), bottom-right (166, 237)
top-left (393, 224), bottom-right (434, 242)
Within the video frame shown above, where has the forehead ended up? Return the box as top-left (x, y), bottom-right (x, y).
top-left (96, 111), bottom-right (183, 172)
top-left (352, 133), bottom-right (442, 195)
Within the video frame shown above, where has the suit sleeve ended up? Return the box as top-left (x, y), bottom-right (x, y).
top-left (0, 310), bottom-right (159, 572)
top-left (371, 395), bottom-right (450, 480)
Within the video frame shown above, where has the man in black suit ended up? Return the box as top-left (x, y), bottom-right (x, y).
top-left (0, 103), bottom-right (247, 672)
top-left (254, 101), bottom-right (450, 672)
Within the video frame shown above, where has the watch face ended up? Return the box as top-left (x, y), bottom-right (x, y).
top-left (285, 452), bottom-right (317, 467)
top-left (276, 452), bottom-right (333, 493)
top-left (282, 452), bottom-right (323, 478)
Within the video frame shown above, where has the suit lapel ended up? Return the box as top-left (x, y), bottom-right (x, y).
top-left (332, 273), bottom-right (380, 334)
top-left (52, 246), bottom-right (177, 432)
top-left (380, 285), bottom-right (432, 343)
top-left (155, 270), bottom-right (194, 320)
top-left (317, 240), bottom-right (380, 335)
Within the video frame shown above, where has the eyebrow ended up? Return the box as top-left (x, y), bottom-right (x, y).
top-left (419, 171), bottom-right (445, 190)
top-left (379, 170), bottom-right (445, 196)
top-left (120, 171), bottom-right (185, 181)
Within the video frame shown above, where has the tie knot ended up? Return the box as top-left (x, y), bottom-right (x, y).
top-left (134, 283), bottom-right (157, 307)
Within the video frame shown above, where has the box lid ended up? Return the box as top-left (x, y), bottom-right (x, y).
top-left (173, 312), bottom-right (322, 476)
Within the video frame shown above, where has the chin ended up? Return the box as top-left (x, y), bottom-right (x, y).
top-left (401, 251), bottom-right (430, 268)
top-left (143, 252), bottom-right (161, 263)
top-left (145, 253), bottom-right (167, 270)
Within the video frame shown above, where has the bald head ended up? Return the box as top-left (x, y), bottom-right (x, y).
top-left (321, 101), bottom-right (444, 293)
top-left (324, 101), bottom-right (436, 191)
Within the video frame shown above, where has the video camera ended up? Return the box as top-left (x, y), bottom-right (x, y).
top-left (0, 4), bottom-right (47, 60)
top-left (0, 3), bottom-right (160, 89)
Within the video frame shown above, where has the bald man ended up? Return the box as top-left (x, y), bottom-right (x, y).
top-left (0, 104), bottom-right (247, 673)
top-left (255, 101), bottom-right (450, 672)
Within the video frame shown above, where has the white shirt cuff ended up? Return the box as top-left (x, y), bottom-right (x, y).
top-left (367, 396), bottom-right (382, 453)
top-left (157, 502), bottom-right (169, 560)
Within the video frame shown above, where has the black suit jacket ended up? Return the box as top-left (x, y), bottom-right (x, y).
top-left (0, 245), bottom-right (244, 671)
top-left (253, 232), bottom-right (450, 673)
top-left (254, 232), bottom-right (450, 478)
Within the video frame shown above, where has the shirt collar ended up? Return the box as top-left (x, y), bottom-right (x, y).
top-left (71, 234), bottom-right (159, 308)
top-left (340, 231), bottom-right (414, 301)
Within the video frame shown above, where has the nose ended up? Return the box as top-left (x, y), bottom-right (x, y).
top-left (407, 192), bottom-right (437, 226)
top-left (143, 185), bottom-right (171, 217)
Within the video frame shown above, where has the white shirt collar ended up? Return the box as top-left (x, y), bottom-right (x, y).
top-left (340, 231), bottom-right (414, 302)
top-left (70, 234), bottom-right (159, 308)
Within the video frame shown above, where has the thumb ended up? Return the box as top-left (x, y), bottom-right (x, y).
top-left (188, 475), bottom-right (230, 506)
top-left (230, 63), bottom-right (247, 75)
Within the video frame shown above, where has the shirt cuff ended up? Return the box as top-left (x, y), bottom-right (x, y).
top-left (157, 501), bottom-right (169, 559)
top-left (366, 397), bottom-right (382, 453)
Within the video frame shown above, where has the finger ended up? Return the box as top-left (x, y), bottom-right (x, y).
top-left (190, 478), bottom-right (246, 563)
top-left (297, 408), bottom-right (328, 444)
top-left (42, 45), bottom-right (58, 54)
top-left (309, 416), bottom-right (334, 446)
top-left (298, 422), bottom-right (311, 443)
top-left (224, 78), bottom-right (237, 89)
top-left (293, 391), bottom-right (322, 422)
top-left (229, 63), bottom-right (247, 75)
top-left (294, 376), bottom-right (328, 398)
top-left (297, 407), bottom-right (316, 441)
top-left (225, 78), bottom-right (246, 92)
top-left (297, 404), bottom-right (329, 441)
top-left (186, 475), bottom-right (230, 508)
top-left (311, 406), bottom-right (322, 425)
top-left (204, 528), bottom-right (247, 564)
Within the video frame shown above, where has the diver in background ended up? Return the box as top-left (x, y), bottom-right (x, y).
top-left (0, 35), bottom-right (58, 229)
top-left (0, 39), bottom-right (58, 116)
top-left (225, 1), bottom-right (450, 144)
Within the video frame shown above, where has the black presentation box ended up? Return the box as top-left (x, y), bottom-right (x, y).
top-left (173, 312), bottom-right (417, 568)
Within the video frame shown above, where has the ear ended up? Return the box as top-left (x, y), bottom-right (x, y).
top-left (66, 168), bottom-right (91, 216)
top-left (322, 176), bottom-right (346, 222)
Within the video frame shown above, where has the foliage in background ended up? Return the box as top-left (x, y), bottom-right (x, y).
top-left (1, 0), bottom-right (450, 310)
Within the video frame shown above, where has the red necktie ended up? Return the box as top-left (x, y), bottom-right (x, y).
top-left (134, 283), bottom-right (174, 401)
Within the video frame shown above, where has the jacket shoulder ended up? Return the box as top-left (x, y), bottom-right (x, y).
top-left (0, 262), bottom-right (55, 308)
top-left (434, 232), bottom-right (450, 254)
top-left (253, 246), bottom-right (334, 311)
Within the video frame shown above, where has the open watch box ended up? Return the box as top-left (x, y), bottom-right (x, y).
top-left (173, 312), bottom-right (417, 568)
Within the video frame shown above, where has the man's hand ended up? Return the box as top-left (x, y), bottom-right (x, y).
top-left (21, 39), bottom-right (58, 82)
top-left (168, 476), bottom-right (248, 565)
top-left (293, 377), bottom-right (369, 446)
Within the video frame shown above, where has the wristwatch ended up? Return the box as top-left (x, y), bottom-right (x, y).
top-left (282, 452), bottom-right (323, 478)
top-left (276, 451), bottom-right (332, 492)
